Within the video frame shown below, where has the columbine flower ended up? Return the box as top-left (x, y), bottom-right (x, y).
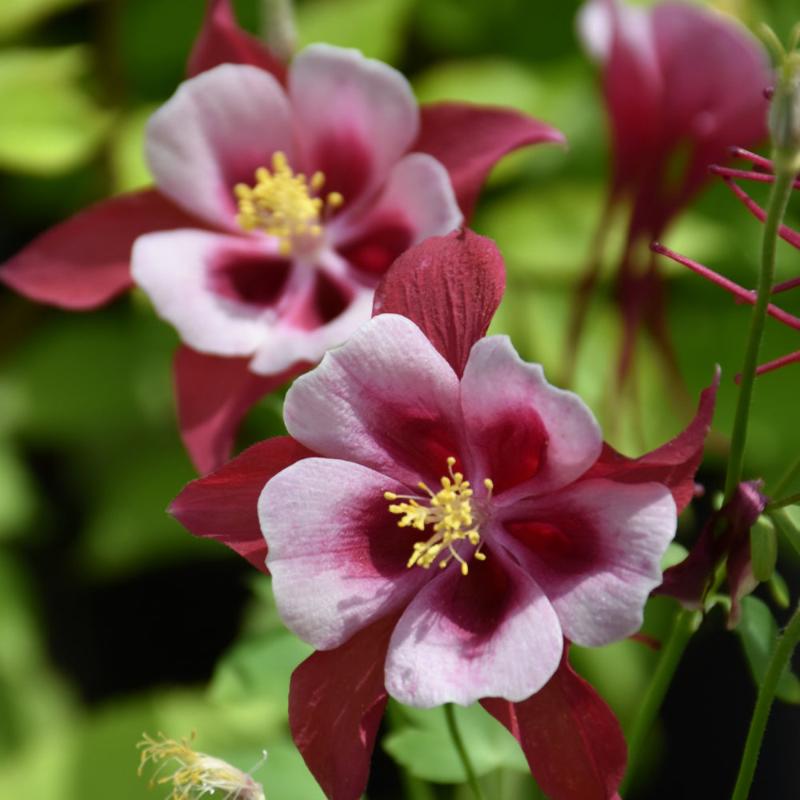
top-left (171, 231), bottom-right (718, 800)
top-left (137, 732), bottom-right (265, 800)
top-left (573, 0), bottom-right (770, 381)
top-left (0, 0), bottom-right (563, 474)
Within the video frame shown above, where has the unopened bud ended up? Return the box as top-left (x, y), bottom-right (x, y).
top-left (764, 24), bottom-right (800, 171)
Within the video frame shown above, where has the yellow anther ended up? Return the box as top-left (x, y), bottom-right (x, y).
top-left (137, 732), bottom-right (265, 800)
top-left (234, 151), bottom-right (344, 255)
top-left (387, 458), bottom-right (492, 576)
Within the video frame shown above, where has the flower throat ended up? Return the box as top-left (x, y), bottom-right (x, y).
top-left (385, 457), bottom-right (493, 576)
top-left (234, 151), bottom-right (343, 255)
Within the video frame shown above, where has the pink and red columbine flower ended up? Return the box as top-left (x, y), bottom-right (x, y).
top-left (574, 0), bottom-right (770, 380)
top-left (171, 230), bottom-right (718, 800)
top-left (0, 0), bottom-right (563, 475)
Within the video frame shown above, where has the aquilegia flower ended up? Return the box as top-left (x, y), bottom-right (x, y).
top-left (0, 0), bottom-right (563, 474)
top-left (573, 0), bottom-right (770, 381)
top-left (171, 231), bottom-right (718, 800)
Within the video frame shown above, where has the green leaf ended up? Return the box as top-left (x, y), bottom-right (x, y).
top-left (210, 629), bottom-right (312, 706)
top-left (0, 0), bottom-right (84, 39)
top-left (736, 596), bottom-right (800, 704)
top-left (296, 0), bottom-right (414, 63)
top-left (109, 105), bottom-right (157, 194)
top-left (768, 571), bottom-right (791, 609)
top-left (383, 702), bottom-right (527, 782)
top-left (750, 517), bottom-right (778, 582)
top-left (770, 507), bottom-right (800, 558)
top-left (0, 441), bottom-right (36, 538)
top-left (0, 47), bottom-right (110, 174)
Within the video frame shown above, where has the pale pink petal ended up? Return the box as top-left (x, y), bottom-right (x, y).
top-left (500, 478), bottom-right (676, 647)
top-left (249, 282), bottom-right (374, 375)
top-left (333, 153), bottom-right (462, 275)
top-left (146, 64), bottom-right (293, 229)
top-left (385, 555), bottom-right (563, 707)
top-left (132, 229), bottom-right (282, 357)
top-left (261, 458), bottom-right (431, 650)
top-left (461, 336), bottom-right (602, 498)
top-left (283, 314), bottom-right (463, 487)
top-left (289, 44), bottom-right (418, 203)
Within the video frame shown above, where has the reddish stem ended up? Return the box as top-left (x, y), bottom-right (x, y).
top-left (650, 242), bottom-right (800, 331)
top-left (728, 146), bottom-right (775, 171)
top-left (722, 179), bottom-right (800, 250)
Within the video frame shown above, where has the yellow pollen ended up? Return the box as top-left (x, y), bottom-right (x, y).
top-left (137, 732), bottom-right (266, 800)
top-left (385, 457), bottom-right (491, 576)
top-left (234, 151), bottom-right (344, 255)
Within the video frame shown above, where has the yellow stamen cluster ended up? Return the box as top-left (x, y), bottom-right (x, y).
top-left (234, 151), bottom-right (343, 255)
top-left (137, 732), bottom-right (266, 800)
top-left (385, 457), bottom-right (493, 576)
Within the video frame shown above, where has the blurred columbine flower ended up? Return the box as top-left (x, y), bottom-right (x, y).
top-left (574, 0), bottom-right (770, 381)
top-left (137, 732), bottom-right (266, 800)
top-left (171, 231), bottom-right (719, 800)
top-left (0, 0), bottom-right (563, 475)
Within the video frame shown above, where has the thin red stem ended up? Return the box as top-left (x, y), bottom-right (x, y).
top-left (772, 276), bottom-right (800, 295)
top-left (650, 242), bottom-right (800, 331)
top-left (709, 164), bottom-right (800, 189)
top-left (722, 179), bottom-right (800, 249)
top-left (729, 146), bottom-right (775, 171)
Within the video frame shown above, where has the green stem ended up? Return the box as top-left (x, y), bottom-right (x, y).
top-left (621, 608), bottom-right (699, 794)
top-left (723, 167), bottom-right (795, 502)
top-left (769, 491), bottom-right (800, 510)
top-left (730, 604), bottom-right (800, 800)
top-left (443, 704), bottom-right (485, 800)
top-left (771, 454), bottom-right (800, 498)
top-left (385, 702), bottom-right (435, 800)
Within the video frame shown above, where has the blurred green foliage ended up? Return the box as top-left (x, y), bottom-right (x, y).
top-left (0, 0), bottom-right (799, 798)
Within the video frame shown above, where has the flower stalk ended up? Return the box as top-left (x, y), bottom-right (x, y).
top-left (730, 603), bottom-right (800, 800)
top-left (621, 607), bottom-right (700, 793)
top-left (443, 704), bottom-right (486, 800)
top-left (723, 165), bottom-right (795, 502)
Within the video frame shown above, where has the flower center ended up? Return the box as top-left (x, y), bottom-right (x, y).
top-left (384, 457), bottom-right (493, 576)
top-left (234, 151), bottom-right (344, 256)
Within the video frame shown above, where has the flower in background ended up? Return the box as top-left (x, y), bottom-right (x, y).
top-left (171, 230), bottom-right (719, 800)
top-left (137, 732), bottom-right (266, 800)
top-left (0, 0), bottom-right (564, 474)
top-left (573, 0), bottom-right (770, 383)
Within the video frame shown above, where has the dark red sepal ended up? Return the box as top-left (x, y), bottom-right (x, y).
top-left (174, 345), bottom-right (307, 474)
top-left (481, 647), bottom-right (627, 800)
top-left (169, 435), bottom-right (314, 571)
top-left (187, 0), bottom-right (288, 83)
top-left (289, 616), bottom-right (395, 800)
top-left (415, 102), bottom-right (565, 219)
top-left (372, 229), bottom-right (505, 377)
top-left (0, 189), bottom-right (195, 310)
top-left (583, 368), bottom-right (720, 514)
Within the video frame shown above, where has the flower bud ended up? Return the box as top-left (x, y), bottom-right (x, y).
top-left (768, 50), bottom-right (800, 170)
